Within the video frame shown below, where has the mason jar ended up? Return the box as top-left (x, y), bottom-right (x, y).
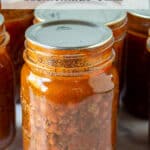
top-left (147, 29), bottom-right (150, 143)
top-left (34, 9), bottom-right (127, 76)
top-left (121, 10), bottom-right (150, 119)
top-left (0, 14), bottom-right (15, 149)
top-left (21, 20), bottom-right (119, 150)
top-left (0, 10), bottom-right (33, 102)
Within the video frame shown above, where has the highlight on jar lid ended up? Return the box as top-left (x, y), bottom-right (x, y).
top-left (0, 13), bottom-right (5, 32)
top-left (0, 14), bottom-right (4, 26)
top-left (34, 8), bottom-right (126, 26)
top-left (25, 20), bottom-right (113, 50)
top-left (128, 10), bottom-right (150, 19)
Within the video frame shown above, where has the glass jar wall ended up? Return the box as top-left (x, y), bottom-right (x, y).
top-left (121, 10), bottom-right (150, 119)
top-left (0, 10), bottom-right (33, 101)
top-left (0, 14), bottom-right (15, 149)
top-left (21, 20), bottom-right (119, 150)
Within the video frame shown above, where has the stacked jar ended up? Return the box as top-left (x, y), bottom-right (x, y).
top-left (21, 20), bottom-right (119, 150)
top-left (0, 10), bottom-right (33, 101)
top-left (121, 10), bottom-right (150, 119)
top-left (0, 14), bottom-right (15, 149)
top-left (33, 9), bottom-right (127, 78)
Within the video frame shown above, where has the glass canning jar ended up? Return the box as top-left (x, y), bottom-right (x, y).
top-left (0, 14), bottom-right (15, 149)
top-left (34, 9), bottom-right (127, 76)
top-left (21, 20), bottom-right (119, 150)
top-left (147, 29), bottom-right (150, 143)
top-left (0, 9), bottom-right (33, 102)
top-left (121, 10), bottom-right (150, 119)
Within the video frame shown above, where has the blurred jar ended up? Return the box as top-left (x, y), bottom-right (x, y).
top-left (147, 29), bottom-right (150, 143)
top-left (21, 20), bottom-right (119, 150)
top-left (121, 10), bottom-right (150, 119)
top-left (0, 10), bottom-right (33, 101)
top-left (0, 14), bottom-right (15, 149)
top-left (34, 9), bottom-right (127, 76)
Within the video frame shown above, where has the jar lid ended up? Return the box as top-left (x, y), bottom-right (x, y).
top-left (128, 10), bottom-right (150, 19)
top-left (26, 20), bottom-right (113, 50)
top-left (34, 9), bottom-right (126, 26)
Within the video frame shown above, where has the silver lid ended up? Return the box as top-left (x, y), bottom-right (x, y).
top-left (34, 9), bottom-right (126, 26)
top-left (26, 20), bottom-right (113, 50)
top-left (128, 10), bottom-right (150, 19)
top-left (0, 14), bottom-right (4, 26)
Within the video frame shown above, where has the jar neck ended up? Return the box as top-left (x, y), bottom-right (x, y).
top-left (109, 17), bottom-right (127, 42)
top-left (24, 39), bottom-right (115, 77)
top-left (0, 10), bottom-right (33, 23)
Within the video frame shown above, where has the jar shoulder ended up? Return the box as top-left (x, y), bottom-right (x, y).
top-left (21, 64), bottom-right (118, 94)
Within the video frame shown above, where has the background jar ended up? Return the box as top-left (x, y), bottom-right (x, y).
top-left (147, 29), bottom-right (150, 143)
top-left (0, 14), bottom-right (15, 149)
top-left (121, 10), bottom-right (150, 119)
top-left (21, 20), bottom-right (119, 150)
top-left (34, 9), bottom-right (127, 77)
top-left (0, 10), bottom-right (34, 102)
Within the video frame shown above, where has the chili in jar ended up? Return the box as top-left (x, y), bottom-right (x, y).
top-left (34, 9), bottom-right (127, 76)
top-left (0, 14), bottom-right (15, 149)
top-left (21, 20), bottom-right (119, 150)
top-left (0, 9), bottom-right (33, 101)
top-left (121, 10), bottom-right (150, 119)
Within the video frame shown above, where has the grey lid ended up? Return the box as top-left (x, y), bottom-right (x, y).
top-left (128, 10), bottom-right (150, 19)
top-left (34, 9), bottom-right (126, 26)
top-left (25, 20), bottom-right (113, 50)
top-left (0, 14), bottom-right (4, 26)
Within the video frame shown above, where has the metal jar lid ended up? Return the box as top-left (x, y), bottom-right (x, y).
top-left (25, 20), bottom-right (113, 50)
top-left (34, 9), bottom-right (126, 26)
top-left (128, 10), bottom-right (150, 20)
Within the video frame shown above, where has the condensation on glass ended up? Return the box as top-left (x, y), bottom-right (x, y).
top-left (21, 20), bottom-right (119, 150)
top-left (34, 9), bottom-right (127, 76)
top-left (0, 14), bottom-right (15, 149)
top-left (121, 10), bottom-right (150, 119)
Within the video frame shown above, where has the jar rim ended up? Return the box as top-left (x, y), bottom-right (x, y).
top-left (23, 48), bottom-right (115, 77)
top-left (128, 10), bottom-right (150, 20)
